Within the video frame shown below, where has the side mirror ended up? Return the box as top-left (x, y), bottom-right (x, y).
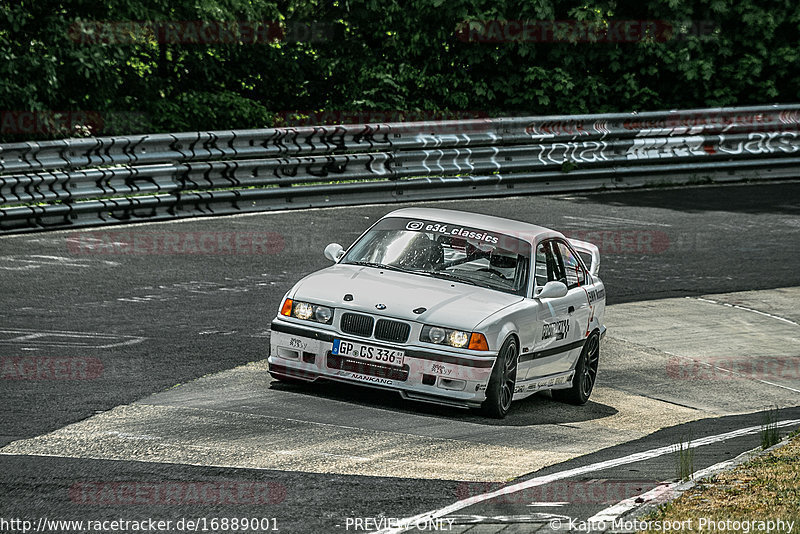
top-left (324, 243), bottom-right (345, 262)
top-left (536, 281), bottom-right (568, 299)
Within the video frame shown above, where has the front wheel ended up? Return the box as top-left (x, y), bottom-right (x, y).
top-left (553, 332), bottom-right (599, 405)
top-left (482, 337), bottom-right (518, 418)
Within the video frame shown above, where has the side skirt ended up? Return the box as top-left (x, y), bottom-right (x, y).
top-left (512, 370), bottom-right (575, 401)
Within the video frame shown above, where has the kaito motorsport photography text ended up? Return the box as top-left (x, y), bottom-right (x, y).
top-left (553, 517), bottom-right (796, 532)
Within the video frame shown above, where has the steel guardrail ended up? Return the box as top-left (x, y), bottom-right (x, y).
top-left (1, 104), bottom-right (798, 233)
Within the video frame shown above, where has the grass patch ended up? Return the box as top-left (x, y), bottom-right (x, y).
top-left (675, 434), bottom-right (695, 481)
top-left (761, 407), bottom-right (781, 449)
top-left (641, 429), bottom-right (800, 533)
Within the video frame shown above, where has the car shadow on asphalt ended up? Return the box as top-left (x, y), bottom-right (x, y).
top-left (268, 380), bottom-right (617, 426)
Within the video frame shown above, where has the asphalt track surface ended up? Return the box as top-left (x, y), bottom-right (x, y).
top-left (1, 181), bottom-right (799, 533)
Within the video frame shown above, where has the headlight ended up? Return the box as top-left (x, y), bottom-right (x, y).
top-left (448, 330), bottom-right (470, 348)
top-left (280, 299), bottom-right (334, 324)
top-left (420, 325), bottom-right (488, 350)
top-left (314, 306), bottom-right (332, 323)
top-left (428, 326), bottom-right (446, 344)
top-left (294, 302), bottom-right (313, 320)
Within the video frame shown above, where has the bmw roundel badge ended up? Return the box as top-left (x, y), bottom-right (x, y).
top-left (375, 303), bottom-right (387, 310)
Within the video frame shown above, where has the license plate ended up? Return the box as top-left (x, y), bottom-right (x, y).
top-left (332, 339), bottom-right (405, 367)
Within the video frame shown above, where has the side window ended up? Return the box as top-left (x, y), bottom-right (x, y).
top-left (534, 243), bottom-right (549, 287)
top-left (534, 241), bottom-right (565, 288)
top-left (557, 242), bottom-right (586, 289)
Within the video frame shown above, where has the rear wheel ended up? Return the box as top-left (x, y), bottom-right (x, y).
top-left (482, 337), bottom-right (518, 418)
top-left (553, 333), bottom-right (599, 405)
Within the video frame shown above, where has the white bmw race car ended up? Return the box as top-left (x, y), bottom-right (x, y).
top-left (268, 208), bottom-right (606, 418)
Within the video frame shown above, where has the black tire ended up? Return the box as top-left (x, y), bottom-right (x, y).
top-left (553, 333), bottom-right (599, 405)
top-left (481, 337), bottom-right (518, 418)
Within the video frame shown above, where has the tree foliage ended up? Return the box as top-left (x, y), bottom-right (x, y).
top-left (1, 0), bottom-right (798, 140)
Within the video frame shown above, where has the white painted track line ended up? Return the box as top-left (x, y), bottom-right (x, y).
top-left (372, 419), bottom-right (800, 534)
top-left (587, 456), bottom-right (738, 523)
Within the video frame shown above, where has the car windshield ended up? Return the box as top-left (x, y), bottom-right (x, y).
top-left (341, 217), bottom-right (531, 295)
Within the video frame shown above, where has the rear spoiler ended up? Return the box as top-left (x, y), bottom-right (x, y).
top-left (567, 238), bottom-right (600, 277)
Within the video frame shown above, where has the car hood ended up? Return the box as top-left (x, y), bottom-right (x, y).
top-left (289, 264), bottom-right (523, 330)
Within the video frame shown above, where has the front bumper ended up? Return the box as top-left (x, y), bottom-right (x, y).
top-left (267, 318), bottom-right (497, 408)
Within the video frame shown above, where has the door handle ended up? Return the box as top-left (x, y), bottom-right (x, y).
top-left (568, 306), bottom-right (575, 314)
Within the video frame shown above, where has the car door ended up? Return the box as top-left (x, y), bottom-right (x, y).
top-left (524, 239), bottom-right (589, 378)
top-left (554, 240), bottom-right (592, 366)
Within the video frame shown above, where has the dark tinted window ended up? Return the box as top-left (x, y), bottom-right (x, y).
top-left (556, 242), bottom-right (586, 289)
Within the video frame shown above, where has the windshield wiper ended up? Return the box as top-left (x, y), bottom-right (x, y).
top-left (414, 270), bottom-right (482, 287)
top-left (345, 261), bottom-right (408, 272)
